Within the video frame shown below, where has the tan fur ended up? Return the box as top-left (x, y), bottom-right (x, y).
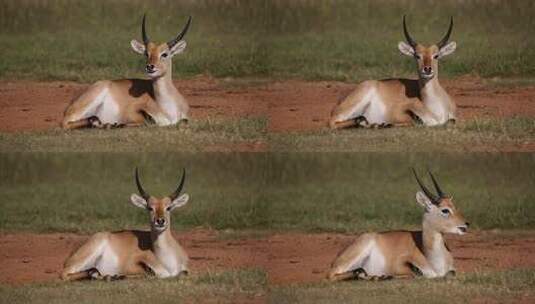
top-left (328, 196), bottom-right (468, 281)
top-left (61, 195), bottom-right (189, 281)
top-left (330, 41), bottom-right (456, 129)
top-left (62, 26), bottom-right (190, 130)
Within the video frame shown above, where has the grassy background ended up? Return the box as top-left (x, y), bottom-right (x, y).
top-left (1, 0), bottom-right (534, 81)
top-left (1, 153), bottom-right (533, 233)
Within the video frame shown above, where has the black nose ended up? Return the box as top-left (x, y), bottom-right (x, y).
top-left (423, 66), bottom-right (433, 74)
top-left (156, 218), bottom-right (165, 226)
top-left (146, 64), bottom-right (155, 72)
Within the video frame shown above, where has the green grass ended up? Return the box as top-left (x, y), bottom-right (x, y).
top-left (270, 117), bottom-right (535, 152)
top-left (0, 269), bottom-right (267, 304)
top-left (0, 117), bottom-right (267, 152)
top-left (1, 153), bottom-right (534, 233)
top-left (262, 153), bottom-right (535, 232)
top-left (0, 0), bottom-right (269, 81)
top-left (1, 0), bottom-right (535, 81)
top-left (0, 153), bottom-right (270, 233)
top-left (269, 269), bottom-right (535, 304)
top-left (1, 117), bottom-right (533, 152)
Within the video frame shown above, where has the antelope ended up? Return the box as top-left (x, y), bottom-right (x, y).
top-left (61, 15), bottom-right (192, 130)
top-left (328, 169), bottom-right (469, 281)
top-left (61, 168), bottom-right (190, 281)
top-left (329, 16), bottom-right (457, 129)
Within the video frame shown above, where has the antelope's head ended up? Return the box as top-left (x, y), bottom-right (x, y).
top-left (130, 168), bottom-right (189, 232)
top-left (398, 16), bottom-right (456, 80)
top-left (130, 14), bottom-right (192, 79)
top-left (412, 169), bottom-right (469, 235)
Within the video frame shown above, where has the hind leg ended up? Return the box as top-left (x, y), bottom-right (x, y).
top-left (61, 233), bottom-right (107, 281)
top-left (327, 234), bottom-right (376, 281)
top-left (62, 116), bottom-right (103, 130)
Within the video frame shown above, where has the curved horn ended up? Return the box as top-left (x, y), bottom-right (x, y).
top-left (167, 16), bottom-right (192, 49)
top-left (169, 168), bottom-right (186, 201)
top-left (141, 13), bottom-right (150, 45)
top-left (135, 167), bottom-right (150, 201)
top-left (403, 15), bottom-right (417, 48)
top-left (428, 170), bottom-right (445, 198)
top-left (412, 168), bottom-right (438, 204)
top-left (437, 17), bottom-right (453, 49)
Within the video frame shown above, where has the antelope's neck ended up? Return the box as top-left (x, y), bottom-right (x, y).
top-left (418, 76), bottom-right (453, 123)
top-left (422, 221), bottom-right (452, 275)
top-left (151, 63), bottom-right (187, 123)
top-left (151, 227), bottom-right (177, 250)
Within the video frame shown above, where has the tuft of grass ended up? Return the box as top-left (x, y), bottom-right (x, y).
top-left (462, 116), bottom-right (535, 140)
top-left (0, 269), bottom-right (267, 304)
top-left (1, 153), bottom-right (534, 234)
top-left (269, 117), bottom-right (535, 152)
top-left (269, 269), bottom-right (535, 304)
top-left (0, 117), bottom-right (267, 152)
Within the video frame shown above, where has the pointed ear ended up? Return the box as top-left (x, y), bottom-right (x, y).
top-left (398, 41), bottom-right (415, 57)
top-left (438, 41), bottom-right (456, 58)
top-left (415, 191), bottom-right (435, 212)
top-left (169, 41), bottom-right (187, 57)
top-left (131, 39), bottom-right (146, 55)
top-left (130, 193), bottom-right (148, 209)
top-left (169, 193), bottom-right (189, 211)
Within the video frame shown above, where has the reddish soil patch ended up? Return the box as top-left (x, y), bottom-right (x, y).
top-left (267, 231), bottom-right (535, 285)
top-left (1, 76), bottom-right (534, 134)
top-left (1, 230), bottom-right (535, 286)
top-left (266, 77), bottom-right (535, 132)
top-left (0, 229), bottom-right (266, 285)
top-left (0, 76), bottom-right (265, 133)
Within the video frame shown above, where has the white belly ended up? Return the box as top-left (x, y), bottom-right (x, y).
top-left (95, 244), bottom-right (120, 275)
top-left (364, 96), bottom-right (387, 124)
top-left (95, 94), bottom-right (121, 124)
top-left (362, 245), bottom-right (387, 276)
top-left (337, 87), bottom-right (387, 123)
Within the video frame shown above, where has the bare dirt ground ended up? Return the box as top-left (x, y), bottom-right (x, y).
top-left (0, 76), bottom-right (266, 132)
top-left (1, 230), bottom-right (535, 286)
top-left (1, 76), bottom-right (535, 133)
top-left (266, 76), bottom-right (535, 132)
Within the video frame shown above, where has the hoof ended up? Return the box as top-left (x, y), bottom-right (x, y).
top-left (353, 268), bottom-right (368, 280)
top-left (88, 268), bottom-right (102, 280)
top-left (354, 116), bottom-right (369, 127)
top-left (88, 116), bottom-right (102, 128)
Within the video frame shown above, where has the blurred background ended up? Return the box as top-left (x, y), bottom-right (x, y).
top-left (1, 0), bottom-right (534, 82)
top-left (1, 153), bottom-right (534, 233)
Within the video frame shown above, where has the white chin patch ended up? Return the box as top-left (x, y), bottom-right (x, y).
top-left (422, 73), bottom-right (434, 79)
top-left (147, 71), bottom-right (161, 78)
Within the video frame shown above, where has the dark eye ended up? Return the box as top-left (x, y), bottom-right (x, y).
top-left (433, 54), bottom-right (439, 59)
top-left (166, 206), bottom-right (171, 211)
top-left (441, 209), bottom-right (450, 215)
top-left (161, 53), bottom-right (168, 58)
top-left (147, 206), bottom-right (154, 211)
